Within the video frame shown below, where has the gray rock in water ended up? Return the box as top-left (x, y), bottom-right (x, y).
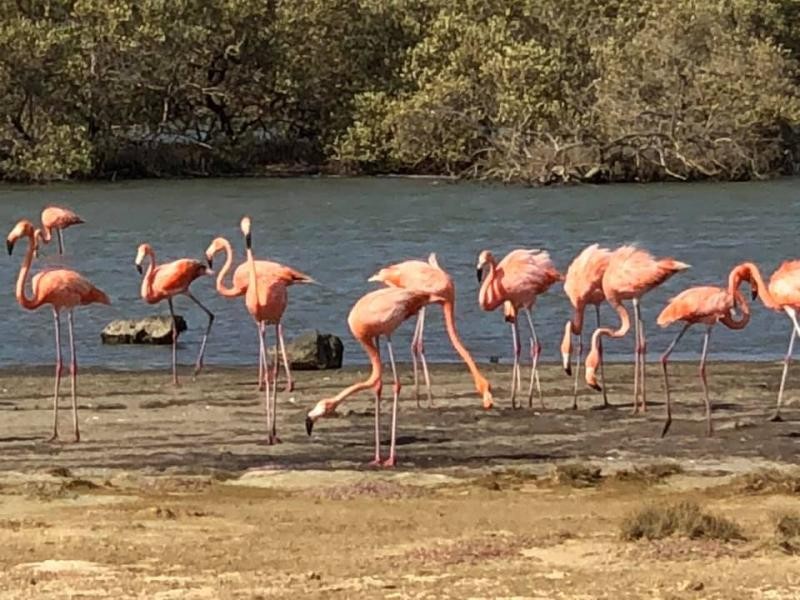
top-left (270, 330), bottom-right (343, 370)
top-left (101, 315), bottom-right (187, 345)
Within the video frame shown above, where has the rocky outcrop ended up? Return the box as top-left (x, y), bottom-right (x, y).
top-left (101, 315), bottom-right (187, 345)
top-left (270, 330), bottom-right (343, 370)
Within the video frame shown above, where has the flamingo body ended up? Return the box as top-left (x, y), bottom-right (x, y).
top-left (38, 205), bottom-right (84, 255)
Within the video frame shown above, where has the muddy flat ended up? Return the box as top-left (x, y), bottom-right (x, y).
top-left (0, 362), bottom-right (799, 598)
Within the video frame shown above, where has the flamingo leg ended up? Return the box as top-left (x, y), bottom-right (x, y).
top-left (510, 320), bottom-right (521, 408)
top-left (699, 325), bottom-right (713, 437)
top-left (637, 301), bottom-right (648, 411)
top-left (57, 228), bottom-right (64, 255)
top-left (186, 291), bottom-right (215, 379)
top-left (270, 324), bottom-right (281, 444)
top-left (524, 308), bottom-right (543, 409)
top-left (416, 307), bottom-right (433, 407)
top-left (660, 323), bottom-right (690, 437)
top-left (258, 322), bottom-right (271, 440)
top-left (596, 305), bottom-right (609, 408)
top-left (49, 309), bottom-right (63, 442)
top-left (67, 311), bottom-right (80, 442)
top-left (632, 299), bottom-right (641, 414)
top-left (772, 323), bottom-right (797, 422)
top-left (167, 298), bottom-right (179, 386)
top-left (572, 330), bottom-right (583, 410)
top-left (384, 336), bottom-right (400, 468)
top-left (257, 337), bottom-right (265, 391)
top-left (369, 337), bottom-right (383, 466)
top-left (277, 323), bottom-right (293, 392)
top-left (411, 311), bottom-right (421, 407)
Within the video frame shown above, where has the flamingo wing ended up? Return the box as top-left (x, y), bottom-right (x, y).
top-left (657, 286), bottom-right (729, 327)
top-left (32, 269), bottom-right (109, 308)
top-left (369, 259), bottom-right (451, 298)
top-left (769, 260), bottom-right (800, 308)
top-left (348, 287), bottom-right (427, 339)
top-left (497, 249), bottom-right (562, 297)
top-left (41, 206), bottom-right (84, 229)
top-left (564, 244), bottom-right (612, 306)
top-left (152, 259), bottom-right (209, 296)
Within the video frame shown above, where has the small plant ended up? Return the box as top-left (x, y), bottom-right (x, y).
top-left (621, 500), bottom-right (745, 542)
top-left (774, 513), bottom-right (800, 554)
top-left (735, 470), bottom-right (800, 494)
top-left (551, 463), bottom-right (603, 488)
top-left (613, 463), bottom-right (684, 484)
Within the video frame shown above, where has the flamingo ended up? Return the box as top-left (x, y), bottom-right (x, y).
top-left (584, 245), bottom-right (690, 412)
top-left (728, 261), bottom-right (800, 421)
top-left (560, 244), bottom-right (613, 409)
top-left (7, 219), bottom-right (109, 442)
top-left (305, 286), bottom-right (433, 467)
top-left (368, 253), bottom-right (493, 409)
top-left (204, 236), bottom-right (315, 392)
top-left (658, 264), bottom-right (756, 436)
top-left (134, 243), bottom-right (214, 385)
top-left (34, 205), bottom-right (84, 256)
top-left (476, 249), bottom-right (562, 408)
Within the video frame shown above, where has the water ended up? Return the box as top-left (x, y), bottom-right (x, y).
top-left (0, 177), bottom-right (796, 370)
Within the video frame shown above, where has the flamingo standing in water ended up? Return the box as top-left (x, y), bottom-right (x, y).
top-left (135, 243), bottom-right (214, 385)
top-left (727, 261), bottom-right (800, 421)
top-left (7, 219), bottom-right (109, 441)
top-left (584, 245), bottom-right (690, 412)
top-left (657, 263), bottom-right (757, 436)
top-left (477, 249), bottom-right (562, 408)
top-left (35, 205), bottom-right (84, 256)
top-left (560, 244), bottom-right (613, 409)
top-left (306, 286), bottom-right (432, 466)
top-left (368, 253), bottom-right (493, 409)
top-left (205, 237), bottom-right (315, 392)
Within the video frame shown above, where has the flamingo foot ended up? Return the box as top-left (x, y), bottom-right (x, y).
top-left (46, 433), bottom-right (59, 443)
top-left (367, 458), bottom-right (383, 467)
top-left (769, 412), bottom-right (784, 423)
top-left (588, 382), bottom-right (602, 392)
top-left (382, 456), bottom-right (397, 468)
top-left (660, 419), bottom-right (672, 438)
top-left (284, 381), bottom-right (295, 393)
top-left (267, 434), bottom-right (282, 445)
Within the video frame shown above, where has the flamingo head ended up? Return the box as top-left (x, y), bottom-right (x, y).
top-left (730, 263), bottom-right (759, 300)
top-left (561, 321), bottom-right (573, 375)
top-left (584, 345), bottom-right (602, 391)
top-left (135, 243), bottom-right (152, 274)
top-left (476, 250), bottom-right (494, 282)
top-left (367, 267), bottom-right (388, 284)
top-left (240, 216), bottom-right (252, 249)
top-left (6, 219), bottom-right (35, 255)
top-left (305, 398), bottom-right (339, 435)
top-left (204, 237), bottom-right (227, 269)
top-left (32, 228), bottom-right (44, 258)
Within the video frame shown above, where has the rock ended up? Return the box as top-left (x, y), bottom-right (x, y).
top-left (100, 315), bottom-right (187, 345)
top-left (270, 330), bottom-right (343, 370)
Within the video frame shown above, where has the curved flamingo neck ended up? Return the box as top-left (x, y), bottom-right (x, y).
top-left (478, 257), bottom-right (501, 311)
top-left (327, 337), bottom-right (382, 411)
top-left (570, 303), bottom-right (585, 335)
top-left (40, 224), bottom-right (52, 243)
top-left (140, 248), bottom-right (157, 300)
top-left (590, 297), bottom-right (630, 353)
top-left (442, 300), bottom-right (491, 403)
top-left (15, 232), bottom-right (40, 310)
top-left (740, 262), bottom-right (781, 311)
top-left (215, 238), bottom-right (240, 297)
top-left (721, 290), bottom-right (750, 330)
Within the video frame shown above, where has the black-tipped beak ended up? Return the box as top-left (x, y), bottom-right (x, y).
top-left (135, 263), bottom-right (143, 274)
top-left (207, 257), bottom-right (213, 269)
top-left (305, 416), bottom-right (314, 436)
top-left (245, 232), bottom-right (252, 250)
top-left (476, 268), bottom-right (482, 283)
top-left (752, 288), bottom-right (759, 300)
top-left (564, 364), bottom-right (572, 376)
top-left (6, 240), bottom-right (13, 255)
top-left (589, 382), bottom-right (602, 392)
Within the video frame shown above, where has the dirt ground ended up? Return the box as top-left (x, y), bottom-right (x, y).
top-left (0, 361), bottom-right (799, 599)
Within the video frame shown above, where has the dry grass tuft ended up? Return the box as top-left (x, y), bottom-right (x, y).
top-left (551, 463), bottom-right (603, 488)
top-left (733, 469), bottom-right (800, 494)
top-left (612, 463), bottom-right (684, 485)
top-left (774, 512), bottom-right (800, 554)
top-left (313, 480), bottom-right (427, 501)
top-left (621, 501), bottom-right (744, 542)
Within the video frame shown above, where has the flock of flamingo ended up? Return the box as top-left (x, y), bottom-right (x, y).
top-left (6, 205), bottom-right (800, 466)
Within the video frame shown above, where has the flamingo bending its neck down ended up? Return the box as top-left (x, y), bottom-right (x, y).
top-left (7, 219), bottom-right (109, 442)
top-left (135, 243), bottom-right (214, 385)
top-left (584, 245), bottom-right (689, 412)
top-left (657, 263), bottom-right (757, 436)
top-left (560, 244), bottom-right (613, 409)
top-left (477, 249), bottom-right (562, 409)
top-left (306, 286), bottom-right (432, 467)
top-left (35, 205), bottom-right (84, 256)
top-left (368, 252), bottom-right (493, 409)
top-left (205, 236), bottom-right (315, 392)
top-left (729, 261), bottom-right (800, 421)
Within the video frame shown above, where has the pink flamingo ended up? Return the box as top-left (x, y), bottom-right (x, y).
top-left (477, 249), bottom-right (562, 408)
top-left (35, 205), bottom-right (84, 256)
top-left (657, 264), bottom-right (756, 436)
top-left (7, 219), bottom-right (109, 442)
top-left (728, 261), bottom-right (800, 421)
top-left (306, 286), bottom-right (433, 467)
top-left (584, 245), bottom-right (690, 412)
top-left (135, 243), bottom-right (214, 385)
top-left (560, 244), bottom-right (613, 409)
top-left (205, 236), bottom-right (315, 392)
top-left (368, 253), bottom-right (494, 409)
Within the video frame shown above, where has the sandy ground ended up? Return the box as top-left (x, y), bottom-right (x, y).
top-left (0, 361), bottom-right (799, 599)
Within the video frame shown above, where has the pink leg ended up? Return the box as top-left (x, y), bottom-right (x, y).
top-left (270, 324), bottom-right (282, 444)
top-left (416, 307), bottom-right (433, 407)
top-left (699, 326), bottom-right (713, 437)
top-left (369, 337), bottom-right (383, 466)
top-left (596, 305), bottom-right (610, 407)
top-left (660, 323), bottom-right (690, 437)
top-left (258, 322), bottom-right (273, 443)
top-left (572, 330), bottom-right (583, 410)
top-left (277, 323), bottom-right (293, 392)
top-left (57, 228), bottom-right (64, 255)
top-left (524, 308), bottom-right (543, 409)
top-left (637, 301), bottom-right (648, 411)
top-left (67, 311), bottom-right (80, 442)
top-left (257, 339), bottom-right (265, 391)
top-left (772, 324), bottom-right (796, 421)
top-left (383, 336), bottom-right (401, 468)
top-left (510, 321), bottom-right (520, 408)
top-left (186, 291), bottom-right (214, 379)
top-left (168, 298), bottom-right (179, 386)
top-left (411, 312), bottom-right (421, 407)
top-left (49, 309), bottom-right (63, 442)
top-left (631, 299), bottom-right (641, 414)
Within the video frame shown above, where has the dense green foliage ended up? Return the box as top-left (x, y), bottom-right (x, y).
top-left (1, 0), bottom-right (800, 182)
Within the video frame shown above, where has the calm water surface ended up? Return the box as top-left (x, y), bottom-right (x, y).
top-left (0, 177), bottom-right (796, 370)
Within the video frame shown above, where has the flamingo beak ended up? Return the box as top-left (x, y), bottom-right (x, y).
top-left (476, 268), bottom-right (483, 283)
top-left (207, 256), bottom-right (213, 269)
top-left (305, 416), bottom-right (314, 436)
top-left (135, 263), bottom-right (143, 275)
top-left (245, 232), bottom-right (252, 250)
top-left (752, 288), bottom-right (759, 300)
top-left (6, 240), bottom-right (13, 255)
